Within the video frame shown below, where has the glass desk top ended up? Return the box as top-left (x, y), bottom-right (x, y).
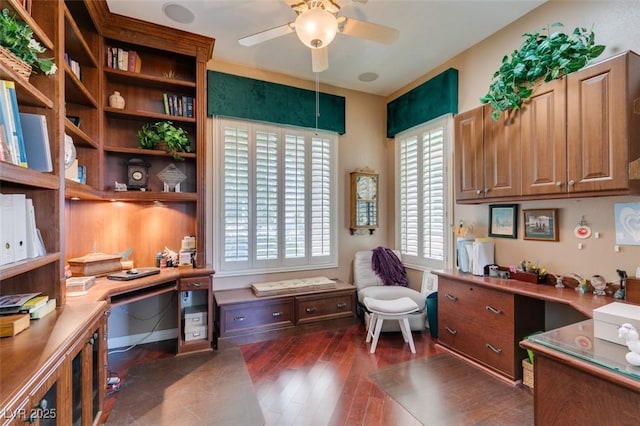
top-left (528, 319), bottom-right (640, 381)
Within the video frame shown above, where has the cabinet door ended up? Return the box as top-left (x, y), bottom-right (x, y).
top-left (521, 78), bottom-right (567, 195)
top-left (455, 107), bottom-right (484, 200)
top-left (567, 53), bottom-right (630, 193)
top-left (483, 105), bottom-right (521, 198)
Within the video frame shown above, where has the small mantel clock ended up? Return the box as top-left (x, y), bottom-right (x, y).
top-left (350, 169), bottom-right (379, 235)
top-left (127, 158), bottom-right (150, 190)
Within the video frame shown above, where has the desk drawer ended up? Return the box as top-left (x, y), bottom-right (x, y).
top-left (295, 292), bottom-right (354, 324)
top-left (220, 299), bottom-right (294, 336)
top-left (180, 276), bottom-right (211, 291)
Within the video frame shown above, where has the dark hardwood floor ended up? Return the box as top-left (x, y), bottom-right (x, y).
top-left (104, 324), bottom-right (531, 425)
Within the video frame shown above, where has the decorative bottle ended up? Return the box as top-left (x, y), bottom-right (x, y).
top-left (109, 91), bottom-right (125, 109)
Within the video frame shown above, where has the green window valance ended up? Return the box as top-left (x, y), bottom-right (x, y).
top-left (207, 71), bottom-right (346, 134)
top-left (386, 68), bottom-right (458, 138)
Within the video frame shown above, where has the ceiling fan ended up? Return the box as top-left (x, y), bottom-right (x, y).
top-left (238, 0), bottom-right (399, 73)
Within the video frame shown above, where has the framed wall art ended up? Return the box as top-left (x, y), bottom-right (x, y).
top-left (523, 209), bottom-right (558, 241)
top-left (489, 204), bottom-right (518, 239)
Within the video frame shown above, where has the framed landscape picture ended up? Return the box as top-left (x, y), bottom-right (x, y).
top-left (489, 204), bottom-right (518, 239)
top-left (523, 209), bottom-right (558, 241)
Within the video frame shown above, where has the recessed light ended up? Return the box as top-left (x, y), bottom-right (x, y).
top-left (358, 72), bottom-right (378, 82)
top-left (163, 2), bottom-right (195, 24)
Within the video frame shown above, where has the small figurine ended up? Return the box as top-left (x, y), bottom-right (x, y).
top-left (614, 269), bottom-right (627, 299)
top-left (618, 323), bottom-right (640, 366)
top-left (554, 274), bottom-right (565, 289)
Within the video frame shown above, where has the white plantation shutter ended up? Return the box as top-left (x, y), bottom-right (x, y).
top-left (255, 129), bottom-right (279, 260)
top-left (223, 126), bottom-right (249, 263)
top-left (396, 117), bottom-right (450, 269)
top-left (284, 133), bottom-right (306, 258)
top-left (216, 118), bottom-right (337, 275)
top-left (311, 135), bottom-right (332, 257)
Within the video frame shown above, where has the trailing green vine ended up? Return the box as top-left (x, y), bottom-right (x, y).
top-left (480, 23), bottom-right (605, 120)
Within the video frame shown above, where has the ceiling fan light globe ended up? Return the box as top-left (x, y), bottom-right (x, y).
top-left (295, 8), bottom-right (338, 49)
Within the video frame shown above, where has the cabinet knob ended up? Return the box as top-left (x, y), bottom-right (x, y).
top-left (484, 188), bottom-right (489, 194)
top-left (336, 302), bottom-right (347, 309)
top-left (486, 343), bottom-right (502, 354)
top-left (306, 307), bottom-right (317, 313)
top-left (485, 305), bottom-right (502, 315)
top-left (568, 179), bottom-right (575, 187)
top-left (444, 293), bottom-right (458, 302)
top-left (476, 189), bottom-right (482, 195)
top-left (272, 311), bottom-right (282, 317)
top-left (556, 181), bottom-right (563, 187)
top-left (445, 326), bottom-right (457, 335)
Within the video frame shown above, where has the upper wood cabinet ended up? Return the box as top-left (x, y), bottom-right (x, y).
top-left (566, 51), bottom-right (640, 194)
top-left (455, 105), bottom-right (520, 201)
top-left (520, 77), bottom-right (566, 196)
top-left (456, 51), bottom-right (640, 203)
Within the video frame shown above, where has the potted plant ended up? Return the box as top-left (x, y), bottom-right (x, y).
top-left (136, 120), bottom-right (191, 160)
top-left (480, 23), bottom-right (605, 120)
top-left (0, 8), bottom-right (57, 76)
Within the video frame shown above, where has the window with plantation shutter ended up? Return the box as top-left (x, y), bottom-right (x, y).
top-left (214, 118), bottom-right (337, 275)
top-left (396, 116), bottom-right (452, 269)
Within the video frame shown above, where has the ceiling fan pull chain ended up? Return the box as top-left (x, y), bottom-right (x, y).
top-left (315, 72), bottom-right (320, 133)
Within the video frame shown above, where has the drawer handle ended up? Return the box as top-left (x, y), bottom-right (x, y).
top-left (272, 311), bottom-right (283, 317)
top-left (485, 305), bottom-right (502, 315)
top-left (445, 293), bottom-right (458, 302)
top-left (445, 326), bottom-right (457, 335)
top-left (306, 307), bottom-right (317, 313)
top-left (336, 303), bottom-right (347, 309)
top-left (234, 316), bottom-right (245, 321)
top-left (188, 282), bottom-right (202, 288)
top-left (486, 343), bottom-right (502, 354)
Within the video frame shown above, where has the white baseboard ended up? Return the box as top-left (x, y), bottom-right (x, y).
top-left (108, 328), bottom-right (178, 349)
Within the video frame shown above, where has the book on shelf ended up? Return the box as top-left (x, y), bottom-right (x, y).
top-left (19, 113), bottom-right (53, 172)
top-left (0, 123), bottom-right (11, 162)
top-left (2, 80), bottom-right (28, 167)
top-left (0, 313), bottom-right (30, 337)
top-left (19, 295), bottom-right (49, 313)
top-left (106, 46), bottom-right (141, 73)
top-left (162, 93), bottom-right (170, 115)
top-left (25, 198), bottom-right (43, 258)
top-left (30, 299), bottom-right (56, 320)
top-left (0, 292), bottom-right (41, 315)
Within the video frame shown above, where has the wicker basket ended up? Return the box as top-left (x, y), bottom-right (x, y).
top-left (522, 358), bottom-right (534, 389)
top-left (0, 45), bottom-right (31, 81)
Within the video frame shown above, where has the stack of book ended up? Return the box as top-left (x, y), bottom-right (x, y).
top-left (0, 79), bottom-right (53, 171)
top-left (162, 93), bottom-right (195, 118)
top-left (0, 293), bottom-right (57, 336)
top-left (105, 46), bottom-right (141, 73)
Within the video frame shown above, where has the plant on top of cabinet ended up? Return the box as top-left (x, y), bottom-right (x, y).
top-left (0, 8), bottom-right (57, 75)
top-left (136, 120), bottom-right (191, 160)
top-left (480, 23), bottom-right (605, 120)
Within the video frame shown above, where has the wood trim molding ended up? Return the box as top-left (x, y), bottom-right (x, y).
top-left (84, 0), bottom-right (214, 59)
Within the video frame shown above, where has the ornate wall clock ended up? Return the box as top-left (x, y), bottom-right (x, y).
top-left (350, 168), bottom-right (379, 235)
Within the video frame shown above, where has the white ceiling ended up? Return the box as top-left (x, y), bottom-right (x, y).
top-left (105, 0), bottom-right (546, 96)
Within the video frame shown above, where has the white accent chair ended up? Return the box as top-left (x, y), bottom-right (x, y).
top-left (353, 250), bottom-right (426, 332)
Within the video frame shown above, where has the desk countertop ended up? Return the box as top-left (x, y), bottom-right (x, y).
top-left (433, 269), bottom-right (619, 318)
top-left (66, 267), bottom-right (215, 304)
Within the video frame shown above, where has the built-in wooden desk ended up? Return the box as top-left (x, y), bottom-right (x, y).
top-left (68, 267), bottom-right (215, 354)
top-left (432, 270), bottom-right (618, 381)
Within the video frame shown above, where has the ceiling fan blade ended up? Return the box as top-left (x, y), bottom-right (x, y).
top-left (311, 47), bottom-right (329, 72)
top-left (239, 23), bottom-right (294, 47)
top-left (339, 17), bottom-right (399, 45)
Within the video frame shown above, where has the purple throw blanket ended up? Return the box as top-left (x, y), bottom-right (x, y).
top-left (371, 247), bottom-right (408, 287)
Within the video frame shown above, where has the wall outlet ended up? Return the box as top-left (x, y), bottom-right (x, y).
top-left (182, 291), bottom-right (191, 305)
